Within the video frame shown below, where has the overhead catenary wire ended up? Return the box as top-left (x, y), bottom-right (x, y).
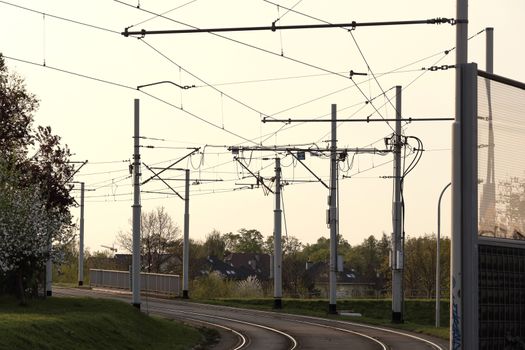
top-left (139, 39), bottom-right (268, 119)
top-left (0, 0), bottom-right (120, 34)
top-left (8, 4), bottom-right (482, 190)
top-left (256, 1), bottom-right (485, 134)
top-left (126, 0), bottom-right (199, 29)
top-left (113, 0), bottom-right (471, 141)
top-left (5, 0), bottom-right (481, 144)
top-left (261, 1), bottom-right (399, 116)
top-left (113, 1), bottom-right (384, 95)
top-left (273, 0), bottom-right (304, 24)
top-left (139, 38), bottom-right (271, 120)
top-left (254, 42), bottom-right (467, 144)
top-left (3, 55), bottom-right (259, 146)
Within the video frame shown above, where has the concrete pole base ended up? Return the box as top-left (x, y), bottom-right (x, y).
top-left (182, 290), bottom-right (189, 299)
top-left (328, 304), bottom-right (337, 314)
top-left (273, 298), bottom-right (282, 309)
top-left (391, 312), bottom-right (404, 323)
top-left (78, 281), bottom-right (83, 286)
top-left (132, 303), bottom-right (141, 310)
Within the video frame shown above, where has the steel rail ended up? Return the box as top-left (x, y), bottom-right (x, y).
top-left (177, 300), bottom-right (446, 350)
top-left (295, 319), bottom-right (388, 350)
top-left (147, 306), bottom-right (248, 350)
top-left (55, 288), bottom-right (443, 349)
top-left (152, 305), bottom-right (298, 350)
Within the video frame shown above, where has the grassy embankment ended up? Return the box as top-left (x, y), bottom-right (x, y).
top-left (197, 298), bottom-right (450, 340)
top-left (0, 296), bottom-right (208, 350)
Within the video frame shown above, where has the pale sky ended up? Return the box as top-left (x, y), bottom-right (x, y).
top-left (1, 0), bottom-right (524, 252)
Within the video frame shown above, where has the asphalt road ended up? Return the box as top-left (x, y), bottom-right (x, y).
top-left (55, 287), bottom-right (449, 350)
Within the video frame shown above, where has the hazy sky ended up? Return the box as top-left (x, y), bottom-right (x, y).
top-left (1, 1), bottom-right (524, 252)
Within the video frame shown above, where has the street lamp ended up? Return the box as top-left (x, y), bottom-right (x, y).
top-left (436, 182), bottom-right (451, 328)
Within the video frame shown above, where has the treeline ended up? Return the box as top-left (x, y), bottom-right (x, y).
top-left (75, 207), bottom-right (450, 299)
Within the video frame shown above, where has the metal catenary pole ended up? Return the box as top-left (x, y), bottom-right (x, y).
top-left (182, 169), bottom-right (190, 299)
top-left (328, 104), bottom-right (338, 314)
top-left (392, 86), bottom-right (404, 323)
top-left (486, 28), bottom-right (493, 74)
top-left (132, 99), bottom-right (142, 309)
top-left (451, 0), bottom-right (467, 346)
top-left (273, 157), bottom-right (283, 309)
top-left (78, 182), bottom-right (85, 286)
top-left (452, 0), bottom-right (479, 346)
top-left (460, 61), bottom-right (479, 350)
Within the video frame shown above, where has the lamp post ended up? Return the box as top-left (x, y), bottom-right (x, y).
top-left (136, 80), bottom-right (194, 300)
top-left (436, 182), bottom-right (451, 327)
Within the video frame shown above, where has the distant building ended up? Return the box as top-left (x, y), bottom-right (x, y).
top-left (190, 253), bottom-right (271, 281)
top-left (305, 261), bottom-right (376, 298)
top-left (191, 256), bottom-right (244, 279)
top-left (224, 253), bottom-right (271, 280)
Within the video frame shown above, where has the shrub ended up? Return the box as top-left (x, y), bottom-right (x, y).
top-left (233, 276), bottom-right (263, 298)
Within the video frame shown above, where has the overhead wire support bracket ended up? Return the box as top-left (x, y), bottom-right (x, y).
top-left (122, 18), bottom-right (463, 36)
top-left (152, 177), bottom-right (223, 184)
top-left (64, 160), bottom-right (88, 184)
top-left (142, 162), bottom-right (184, 200)
top-left (262, 117), bottom-right (454, 123)
top-left (234, 156), bottom-right (274, 194)
top-left (287, 150), bottom-right (329, 189)
top-left (141, 148), bottom-right (199, 186)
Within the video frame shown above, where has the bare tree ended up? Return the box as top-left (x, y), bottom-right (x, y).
top-left (117, 206), bottom-right (181, 273)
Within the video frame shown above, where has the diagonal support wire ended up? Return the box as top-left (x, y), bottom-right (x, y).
top-left (142, 162), bottom-right (184, 200)
top-left (235, 157), bottom-right (274, 194)
top-left (141, 148), bottom-right (199, 186)
top-left (64, 160), bottom-right (88, 184)
top-left (287, 150), bottom-right (329, 189)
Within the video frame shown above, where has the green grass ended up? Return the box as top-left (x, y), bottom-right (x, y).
top-left (194, 298), bottom-right (450, 340)
top-left (0, 296), bottom-right (204, 350)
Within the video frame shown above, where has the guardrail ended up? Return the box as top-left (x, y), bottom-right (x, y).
top-left (89, 269), bottom-right (180, 296)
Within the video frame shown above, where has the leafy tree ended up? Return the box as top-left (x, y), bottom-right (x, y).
top-left (0, 54), bottom-right (75, 301)
top-left (203, 229), bottom-right (226, 258)
top-left (344, 234), bottom-right (390, 290)
top-left (117, 206), bottom-right (181, 273)
top-left (404, 234), bottom-right (450, 297)
top-left (302, 235), bottom-right (351, 263)
top-left (224, 228), bottom-right (264, 254)
top-left (263, 234), bottom-right (305, 297)
top-left (0, 54), bottom-right (38, 158)
top-left (263, 235), bottom-right (303, 256)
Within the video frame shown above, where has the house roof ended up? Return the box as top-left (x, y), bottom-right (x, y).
top-left (305, 261), bottom-right (375, 285)
top-left (193, 256), bottom-right (250, 279)
top-left (224, 252), bottom-right (271, 279)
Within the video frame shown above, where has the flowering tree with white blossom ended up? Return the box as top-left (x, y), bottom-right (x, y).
top-left (0, 54), bottom-right (75, 301)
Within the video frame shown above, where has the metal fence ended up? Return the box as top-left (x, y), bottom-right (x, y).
top-left (478, 71), bottom-right (525, 240)
top-left (479, 239), bottom-right (525, 350)
top-left (89, 269), bottom-right (180, 296)
top-left (477, 71), bottom-right (525, 350)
